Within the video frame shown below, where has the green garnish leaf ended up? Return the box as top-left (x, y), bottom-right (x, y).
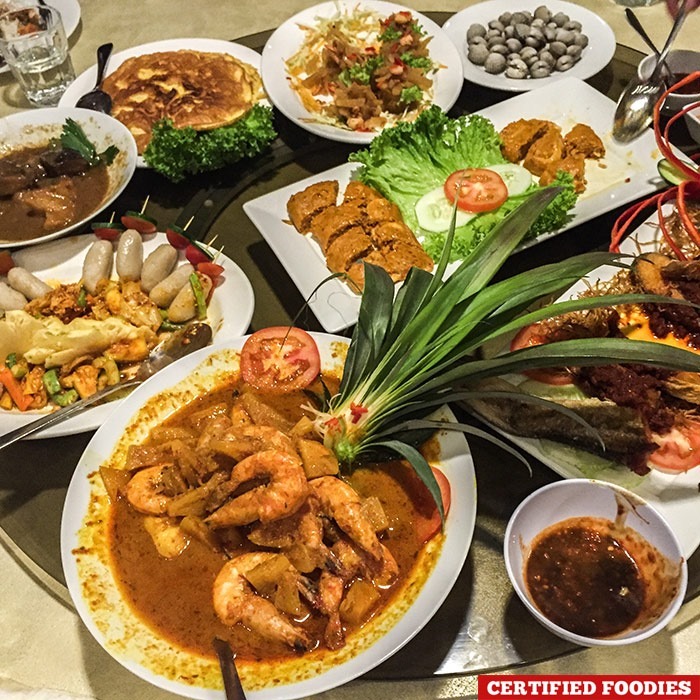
top-left (399, 85), bottom-right (423, 105)
top-left (60, 118), bottom-right (119, 166)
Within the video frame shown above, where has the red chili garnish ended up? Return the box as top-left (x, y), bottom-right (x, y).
top-left (196, 261), bottom-right (224, 279)
top-left (324, 417), bottom-right (341, 433)
top-left (350, 402), bottom-right (368, 424)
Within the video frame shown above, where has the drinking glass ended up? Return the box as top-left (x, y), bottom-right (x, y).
top-left (0, 4), bottom-right (75, 107)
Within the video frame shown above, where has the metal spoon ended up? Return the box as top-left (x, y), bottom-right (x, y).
top-left (75, 42), bottom-right (113, 113)
top-left (0, 323), bottom-right (212, 450)
top-left (213, 638), bottom-right (247, 700)
top-left (612, 0), bottom-right (689, 143)
top-left (624, 8), bottom-right (673, 84)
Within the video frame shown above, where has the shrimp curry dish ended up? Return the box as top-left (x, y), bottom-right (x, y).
top-left (98, 328), bottom-right (449, 670)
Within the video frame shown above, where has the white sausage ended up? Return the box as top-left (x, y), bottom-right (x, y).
top-left (140, 244), bottom-right (178, 293)
top-left (0, 281), bottom-right (28, 311)
top-left (149, 263), bottom-right (194, 308)
top-left (7, 267), bottom-right (51, 300)
top-left (82, 239), bottom-right (114, 295)
top-left (116, 229), bottom-right (143, 282)
top-left (167, 273), bottom-right (213, 323)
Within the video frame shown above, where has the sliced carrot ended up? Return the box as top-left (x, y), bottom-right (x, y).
top-left (0, 367), bottom-right (33, 411)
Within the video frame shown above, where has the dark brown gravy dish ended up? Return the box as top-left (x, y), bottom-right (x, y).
top-left (0, 143), bottom-right (109, 242)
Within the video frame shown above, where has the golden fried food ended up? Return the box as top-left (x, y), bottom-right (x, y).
top-left (564, 123), bottom-right (606, 160)
top-left (499, 118), bottom-right (550, 162)
top-left (103, 50), bottom-right (263, 153)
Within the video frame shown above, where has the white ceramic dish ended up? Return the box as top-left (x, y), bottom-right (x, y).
top-left (58, 38), bottom-right (264, 168)
top-left (504, 479), bottom-right (687, 646)
top-left (0, 107), bottom-right (137, 248)
top-left (638, 50), bottom-right (700, 114)
top-left (244, 78), bottom-right (666, 333)
top-left (0, 232), bottom-right (254, 439)
top-left (261, 0), bottom-right (463, 145)
top-left (61, 334), bottom-right (477, 700)
top-left (475, 207), bottom-right (700, 559)
top-left (442, 0), bottom-right (615, 93)
top-left (0, 0), bottom-right (80, 73)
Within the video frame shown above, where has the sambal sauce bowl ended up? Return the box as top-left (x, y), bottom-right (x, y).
top-left (504, 479), bottom-right (687, 647)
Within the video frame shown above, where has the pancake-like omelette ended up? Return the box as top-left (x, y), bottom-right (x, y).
top-left (102, 50), bottom-right (262, 153)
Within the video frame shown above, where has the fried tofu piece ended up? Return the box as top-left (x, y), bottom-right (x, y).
top-left (382, 242), bottom-right (434, 280)
top-left (499, 119), bottom-right (551, 163)
top-left (564, 123), bottom-right (605, 160)
top-left (365, 197), bottom-right (403, 227)
top-left (309, 199), bottom-right (366, 252)
top-left (523, 124), bottom-right (565, 176)
top-left (287, 180), bottom-right (338, 233)
top-left (539, 151), bottom-right (587, 193)
top-left (325, 227), bottom-right (375, 273)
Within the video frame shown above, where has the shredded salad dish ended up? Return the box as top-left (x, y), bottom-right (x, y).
top-left (284, 5), bottom-right (439, 133)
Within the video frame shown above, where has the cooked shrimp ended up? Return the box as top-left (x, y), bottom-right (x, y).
top-left (331, 538), bottom-right (398, 587)
top-left (209, 425), bottom-right (297, 462)
top-left (206, 450), bottom-right (309, 528)
top-left (248, 500), bottom-right (324, 550)
top-left (125, 465), bottom-right (172, 515)
top-left (213, 552), bottom-right (310, 651)
top-left (310, 476), bottom-right (384, 561)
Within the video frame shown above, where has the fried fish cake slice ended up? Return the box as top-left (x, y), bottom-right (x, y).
top-left (499, 118), bottom-right (551, 163)
top-left (564, 123), bottom-right (605, 160)
top-left (523, 124), bottom-right (565, 177)
top-left (325, 227), bottom-right (375, 274)
top-left (287, 181), bottom-right (339, 233)
top-left (539, 151), bottom-right (587, 193)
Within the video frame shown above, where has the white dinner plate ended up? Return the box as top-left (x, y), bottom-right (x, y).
top-left (0, 0), bottom-right (81, 74)
top-left (442, 0), bottom-right (616, 93)
top-left (59, 38), bottom-right (264, 168)
top-left (475, 208), bottom-right (700, 559)
top-left (244, 78), bottom-right (667, 333)
top-left (261, 0), bottom-right (463, 144)
top-left (61, 334), bottom-right (477, 699)
top-left (0, 232), bottom-right (254, 439)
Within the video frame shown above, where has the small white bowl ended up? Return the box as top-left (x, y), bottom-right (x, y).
top-left (685, 105), bottom-right (700, 145)
top-left (0, 107), bottom-right (137, 249)
top-left (504, 479), bottom-right (687, 647)
top-left (637, 49), bottom-right (700, 114)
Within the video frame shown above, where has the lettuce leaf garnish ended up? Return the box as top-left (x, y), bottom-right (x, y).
top-left (349, 105), bottom-right (578, 261)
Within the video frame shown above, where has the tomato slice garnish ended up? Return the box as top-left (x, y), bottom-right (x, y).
top-left (121, 212), bottom-right (157, 234)
top-left (240, 327), bottom-right (321, 394)
top-left (509, 323), bottom-right (574, 386)
top-left (196, 261), bottom-right (225, 279)
top-left (444, 168), bottom-right (508, 213)
top-left (649, 419), bottom-right (700, 473)
top-left (0, 251), bottom-right (15, 276)
top-left (91, 223), bottom-right (124, 241)
top-left (185, 242), bottom-right (214, 265)
top-left (166, 226), bottom-right (191, 249)
top-left (404, 466), bottom-right (452, 543)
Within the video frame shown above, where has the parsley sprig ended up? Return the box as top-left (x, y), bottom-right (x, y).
top-left (59, 118), bottom-right (119, 166)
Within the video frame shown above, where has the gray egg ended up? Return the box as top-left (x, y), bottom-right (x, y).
top-left (530, 60), bottom-right (552, 78)
top-left (565, 20), bottom-right (583, 31)
top-left (505, 37), bottom-right (522, 52)
top-left (531, 18), bottom-right (546, 28)
top-left (499, 11), bottom-right (513, 24)
top-left (574, 33), bottom-right (589, 48)
top-left (466, 23), bottom-right (487, 41)
top-left (486, 27), bottom-right (502, 38)
top-left (538, 49), bottom-right (556, 67)
top-left (506, 65), bottom-right (529, 79)
top-left (467, 43), bottom-right (489, 65)
top-left (504, 25), bottom-right (516, 38)
top-left (514, 22), bottom-right (530, 40)
top-left (491, 43), bottom-right (509, 55)
top-left (555, 28), bottom-right (575, 45)
top-left (544, 26), bottom-right (557, 41)
top-left (552, 12), bottom-right (569, 27)
top-left (484, 52), bottom-right (507, 73)
top-left (534, 5), bottom-right (551, 21)
top-left (488, 19), bottom-right (505, 31)
top-left (488, 34), bottom-right (506, 48)
top-left (566, 44), bottom-right (582, 60)
top-left (468, 35), bottom-right (487, 46)
top-left (556, 54), bottom-right (574, 71)
top-left (507, 56), bottom-right (528, 70)
top-left (511, 11), bottom-right (527, 24)
top-left (549, 40), bottom-right (567, 57)
top-left (519, 46), bottom-right (538, 61)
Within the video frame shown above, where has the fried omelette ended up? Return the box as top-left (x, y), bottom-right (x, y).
top-left (102, 50), bottom-right (263, 153)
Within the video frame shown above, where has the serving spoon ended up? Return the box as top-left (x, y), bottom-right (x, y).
top-left (624, 8), bottom-right (673, 84)
top-left (75, 42), bottom-right (113, 113)
top-left (0, 322), bottom-right (212, 450)
top-left (612, 0), bottom-right (689, 143)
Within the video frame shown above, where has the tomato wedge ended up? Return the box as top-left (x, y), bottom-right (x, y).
top-left (444, 168), bottom-right (508, 213)
top-left (185, 242), bottom-right (214, 265)
top-left (0, 251), bottom-right (15, 276)
top-left (197, 261), bottom-right (225, 279)
top-left (91, 222), bottom-right (124, 241)
top-left (649, 419), bottom-right (700, 473)
top-left (121, 212), bottom-right (157, 234)
top-left (240, 327), bottom-right (321, 394)
top-left (406, 466), bottom-right (452, 544)
top-left (510, 323), bottom-right (574, 386)
top-left (166, 226), bottom-right (191, 249)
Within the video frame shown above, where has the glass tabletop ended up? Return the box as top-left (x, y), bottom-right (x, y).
top-left (0, 15), bottom-right (698, 683)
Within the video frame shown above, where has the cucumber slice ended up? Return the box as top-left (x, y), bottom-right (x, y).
top-left (657, 158), bottom-right (687, 186)
top-left (486, 163), bottom-right (533, 196)
top-left (415, 186), bottom-right (475, 233)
